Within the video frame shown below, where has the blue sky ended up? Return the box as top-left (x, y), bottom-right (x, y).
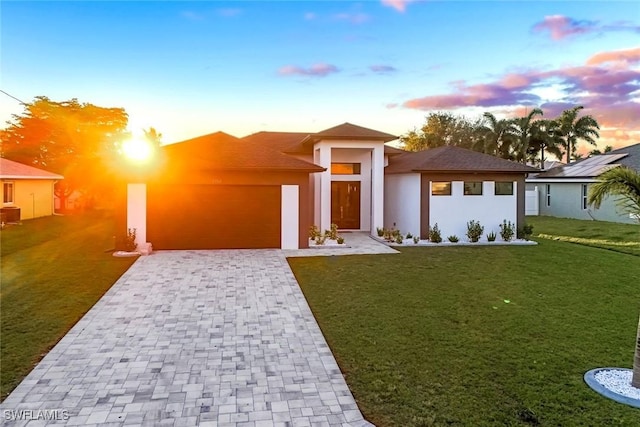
top-left (1, 1), bottom-right (638, 150)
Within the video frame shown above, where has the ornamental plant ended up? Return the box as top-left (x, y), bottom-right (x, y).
top-left (499, 220), bottom-right (515, 242)
top-left (429, 224), bottom-right (442, 243)
top-left (466, 220), bottom-right (484, 243)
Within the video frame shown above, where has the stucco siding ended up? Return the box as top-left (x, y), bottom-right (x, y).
top-left (384, 173), bottom-right (421, 235)
top-left (539, 182), bottom-right (636, 224)
top-left (5, 179), bottom-right (56, 220)
top-left (430, 181), bottom-right (518, 239)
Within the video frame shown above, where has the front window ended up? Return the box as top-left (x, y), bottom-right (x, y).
top-left (546, 184), bottom-right (551, 207)
top-left (3, 182), bottom-right (14, 204)
top-left (464, 181), bottom-right (482, 195)
top-left (331, 163), bottom-right (361, 175)
top-left (582, 184), bottom-right (588, 210)
top-left (432, 181), bottom-right (451, 196)
top-left (495, 182), bottom-right (514, 196)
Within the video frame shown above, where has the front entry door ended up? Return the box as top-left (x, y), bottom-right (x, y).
top-left (331, 181), bottom-right (360, 229)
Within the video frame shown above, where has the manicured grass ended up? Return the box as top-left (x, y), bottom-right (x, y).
top-left (289, 240), bottom-right (640, 426)
top-left (527, 216), bottom-right (640, 256)
top-left (0, 212), bottom-right (136, 400)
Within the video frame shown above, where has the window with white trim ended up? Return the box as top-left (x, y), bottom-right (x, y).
top-left (582, 184), bottom-right (588, 210)
top-left (3, 182), bottom-right (14, 204)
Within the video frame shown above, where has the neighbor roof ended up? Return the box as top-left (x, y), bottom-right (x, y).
top-left (162, 132), bottom-right (324, 172)
top-left (531, 143), bottom-right (640, 179)
top-left (385, 145), bottom-right (539, 174)
top-left (0, 158), bottom-right (64, 180)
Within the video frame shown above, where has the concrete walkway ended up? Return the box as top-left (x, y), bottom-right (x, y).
top-left (1, 237), bottom-right (393, 426)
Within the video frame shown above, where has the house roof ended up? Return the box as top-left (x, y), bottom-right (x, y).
top-left (242, 129), bottom-right (404, 155)
top-left (385, 145), bottom-right (539, 174)
top-left (311, 122), bottom-right (398, 142)
top-left (531, 143), bottom-right (640, 180)
top-left (0, 158), bottom-right (64, 180)
top-left (161, 131), bottom-right (324, 172)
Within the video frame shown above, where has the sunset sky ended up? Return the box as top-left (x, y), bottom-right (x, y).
top-left (1, 1), bottom-right (638, 152)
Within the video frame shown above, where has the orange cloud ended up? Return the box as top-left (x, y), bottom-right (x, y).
top-left (381, 0), bottom-right (413, 13)
top-left (586, 47), bottom-right (640, 66)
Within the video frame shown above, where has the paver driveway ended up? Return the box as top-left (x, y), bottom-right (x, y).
top-left (1, 250), bottom-right (374, 426)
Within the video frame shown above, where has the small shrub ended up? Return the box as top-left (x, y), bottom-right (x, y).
top-left (406, 232), bottom-right (413, 239)
top-left (466, 220), bottom-right (484, 242)
top-left (315, 234), bottom-right (326, 245)
top-left (376, 227), bottom-right (384, 237)
top-left (429, 224), bottom-right (442, 243)
top-left (518, 223), bottom-right (534, 240)
top-left (413, 235), bottom-right (419, 244)
top-left (116, 228), bottom-right (137, 252)
top-left (391, 228), bottom-right (401, 238)
top-left (487, 231), bottom-right (497, 242)
top-left (308, 225), bottom-right (320, 239)
top-left (329, 223), bottom-right (339, 240)
top-left (336, 236), bottom-right (345, 244)
top-left (395, 234), bottom-right (404, 244)
top-left (383, 228), bottom-right (393, 241)
top-left (499, 220), bottom-right (515, 242)
top-left (447, 235), bottom-right (459, 243)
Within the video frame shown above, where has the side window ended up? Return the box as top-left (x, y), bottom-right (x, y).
top-left (582, 184), bottom-right (588, 210)
top-left (495, 182), bottom-right (514, 195)
top-left (464, 181), bottom-right (482, 195)
top-left (546, 184), bottom-right (551, 207)
top-left (432, 181), bottom-right (451, 196)
top-left (3, 182), bottom-right (14, 204)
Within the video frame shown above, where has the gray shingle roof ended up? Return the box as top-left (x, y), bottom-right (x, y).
top-left (385, 145), bottom-right (538, 174)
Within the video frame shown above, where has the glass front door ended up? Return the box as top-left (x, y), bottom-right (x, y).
top-left (331, 181), bottom-right (360, 229)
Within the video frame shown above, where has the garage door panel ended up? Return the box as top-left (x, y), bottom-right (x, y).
top-left (147, 185), bottom-right (281, 249)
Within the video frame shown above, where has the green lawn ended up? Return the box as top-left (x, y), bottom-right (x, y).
top-left (289, 219), bottom-right (640, 426)
top-left (527, 216), bottom-right (640, 256)
top-left (0, 212), bottom-right (136, 400)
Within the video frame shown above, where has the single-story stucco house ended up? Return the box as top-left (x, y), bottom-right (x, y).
top-left (526, 142), bottom-right (640, 224)
top-left (1, 158), bottom-right (64, 222)
top-left (120, 123), bottom-right (538, 250)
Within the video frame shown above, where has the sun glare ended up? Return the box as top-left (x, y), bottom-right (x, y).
top-left (122, 138), bottom-right (154, 163)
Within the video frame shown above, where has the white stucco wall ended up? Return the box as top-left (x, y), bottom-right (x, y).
top-left (384, 173), bottom-right (421, 236)
top-left (281, 185), bottom-right (299, 249)
top-left (430, 181), bottom-right (518, 239)
top-left (127, 183), bottom-right (147, 247)
top-left (313, 140), bottom-right (385, 232)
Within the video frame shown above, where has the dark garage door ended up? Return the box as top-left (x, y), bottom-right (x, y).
top-left (147, 184), bottom-right (281, 249)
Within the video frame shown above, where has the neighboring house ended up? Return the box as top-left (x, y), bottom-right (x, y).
top-left (526, 142), bottom-right (640, 224)
top-left (0, 158), bottom-right (64, 222)
top-left (121, 123), bottom-right (537, 250)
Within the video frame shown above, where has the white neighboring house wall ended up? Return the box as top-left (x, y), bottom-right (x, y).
top-left (281, 185), bottom-right (299, 249)
top-left (312, 140), bottom-right (385, 233)
top-left (384, 173), bottom-right (421, 236)
top-left (430, 181), bottom-right (518, 239)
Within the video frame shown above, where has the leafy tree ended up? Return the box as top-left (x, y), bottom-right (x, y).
top-left (588, 145), bottom-right (613, 157)
top-left (401, 112), bottom-right (481, 152)
top-left (511, 108), bottom-right (543, 163)
top-left (554, 106), bottom-right (600, 163)
top-left (143, 127), bottom-right (163, 146)
top-left (1, 96), bottom-right (129, 208)
top-left (587, 166), bottom-right (640, 387)
top-left (478, 112), bottom-right (516, 159)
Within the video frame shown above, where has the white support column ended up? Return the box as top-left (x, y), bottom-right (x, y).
top-left (281, 185), bottom-right (299, 249)
top-left (318, 144), bottom-right (332, 231)
top-left (313, 148), bottom-right (321, 227)
top-left (370, 145), bottom-right (384, 235)
top-left (127, 183), bottom-right (147, 249)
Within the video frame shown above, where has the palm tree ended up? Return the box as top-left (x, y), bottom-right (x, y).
top-left (555, 106), bottom-right (600, 163)
top-left (588, 166), bottom-right (640, 387)
top-left (478, 112), bottom-right (516, 158)
top-left (527, 119), bottom-right (563, 168)
top-left (511, 108), bottom-right (543, 163)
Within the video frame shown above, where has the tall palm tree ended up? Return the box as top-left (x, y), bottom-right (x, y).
top-left (478, 112), bottom-right (516, 158)
top-left (528, 119), bottom-right (564, 168)
top-left (512, 108), bottom-right (543, 163)
top-left (588, 166), bottom-right (640, 387)
top-left (555, 106), bottom-right (600, 163)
